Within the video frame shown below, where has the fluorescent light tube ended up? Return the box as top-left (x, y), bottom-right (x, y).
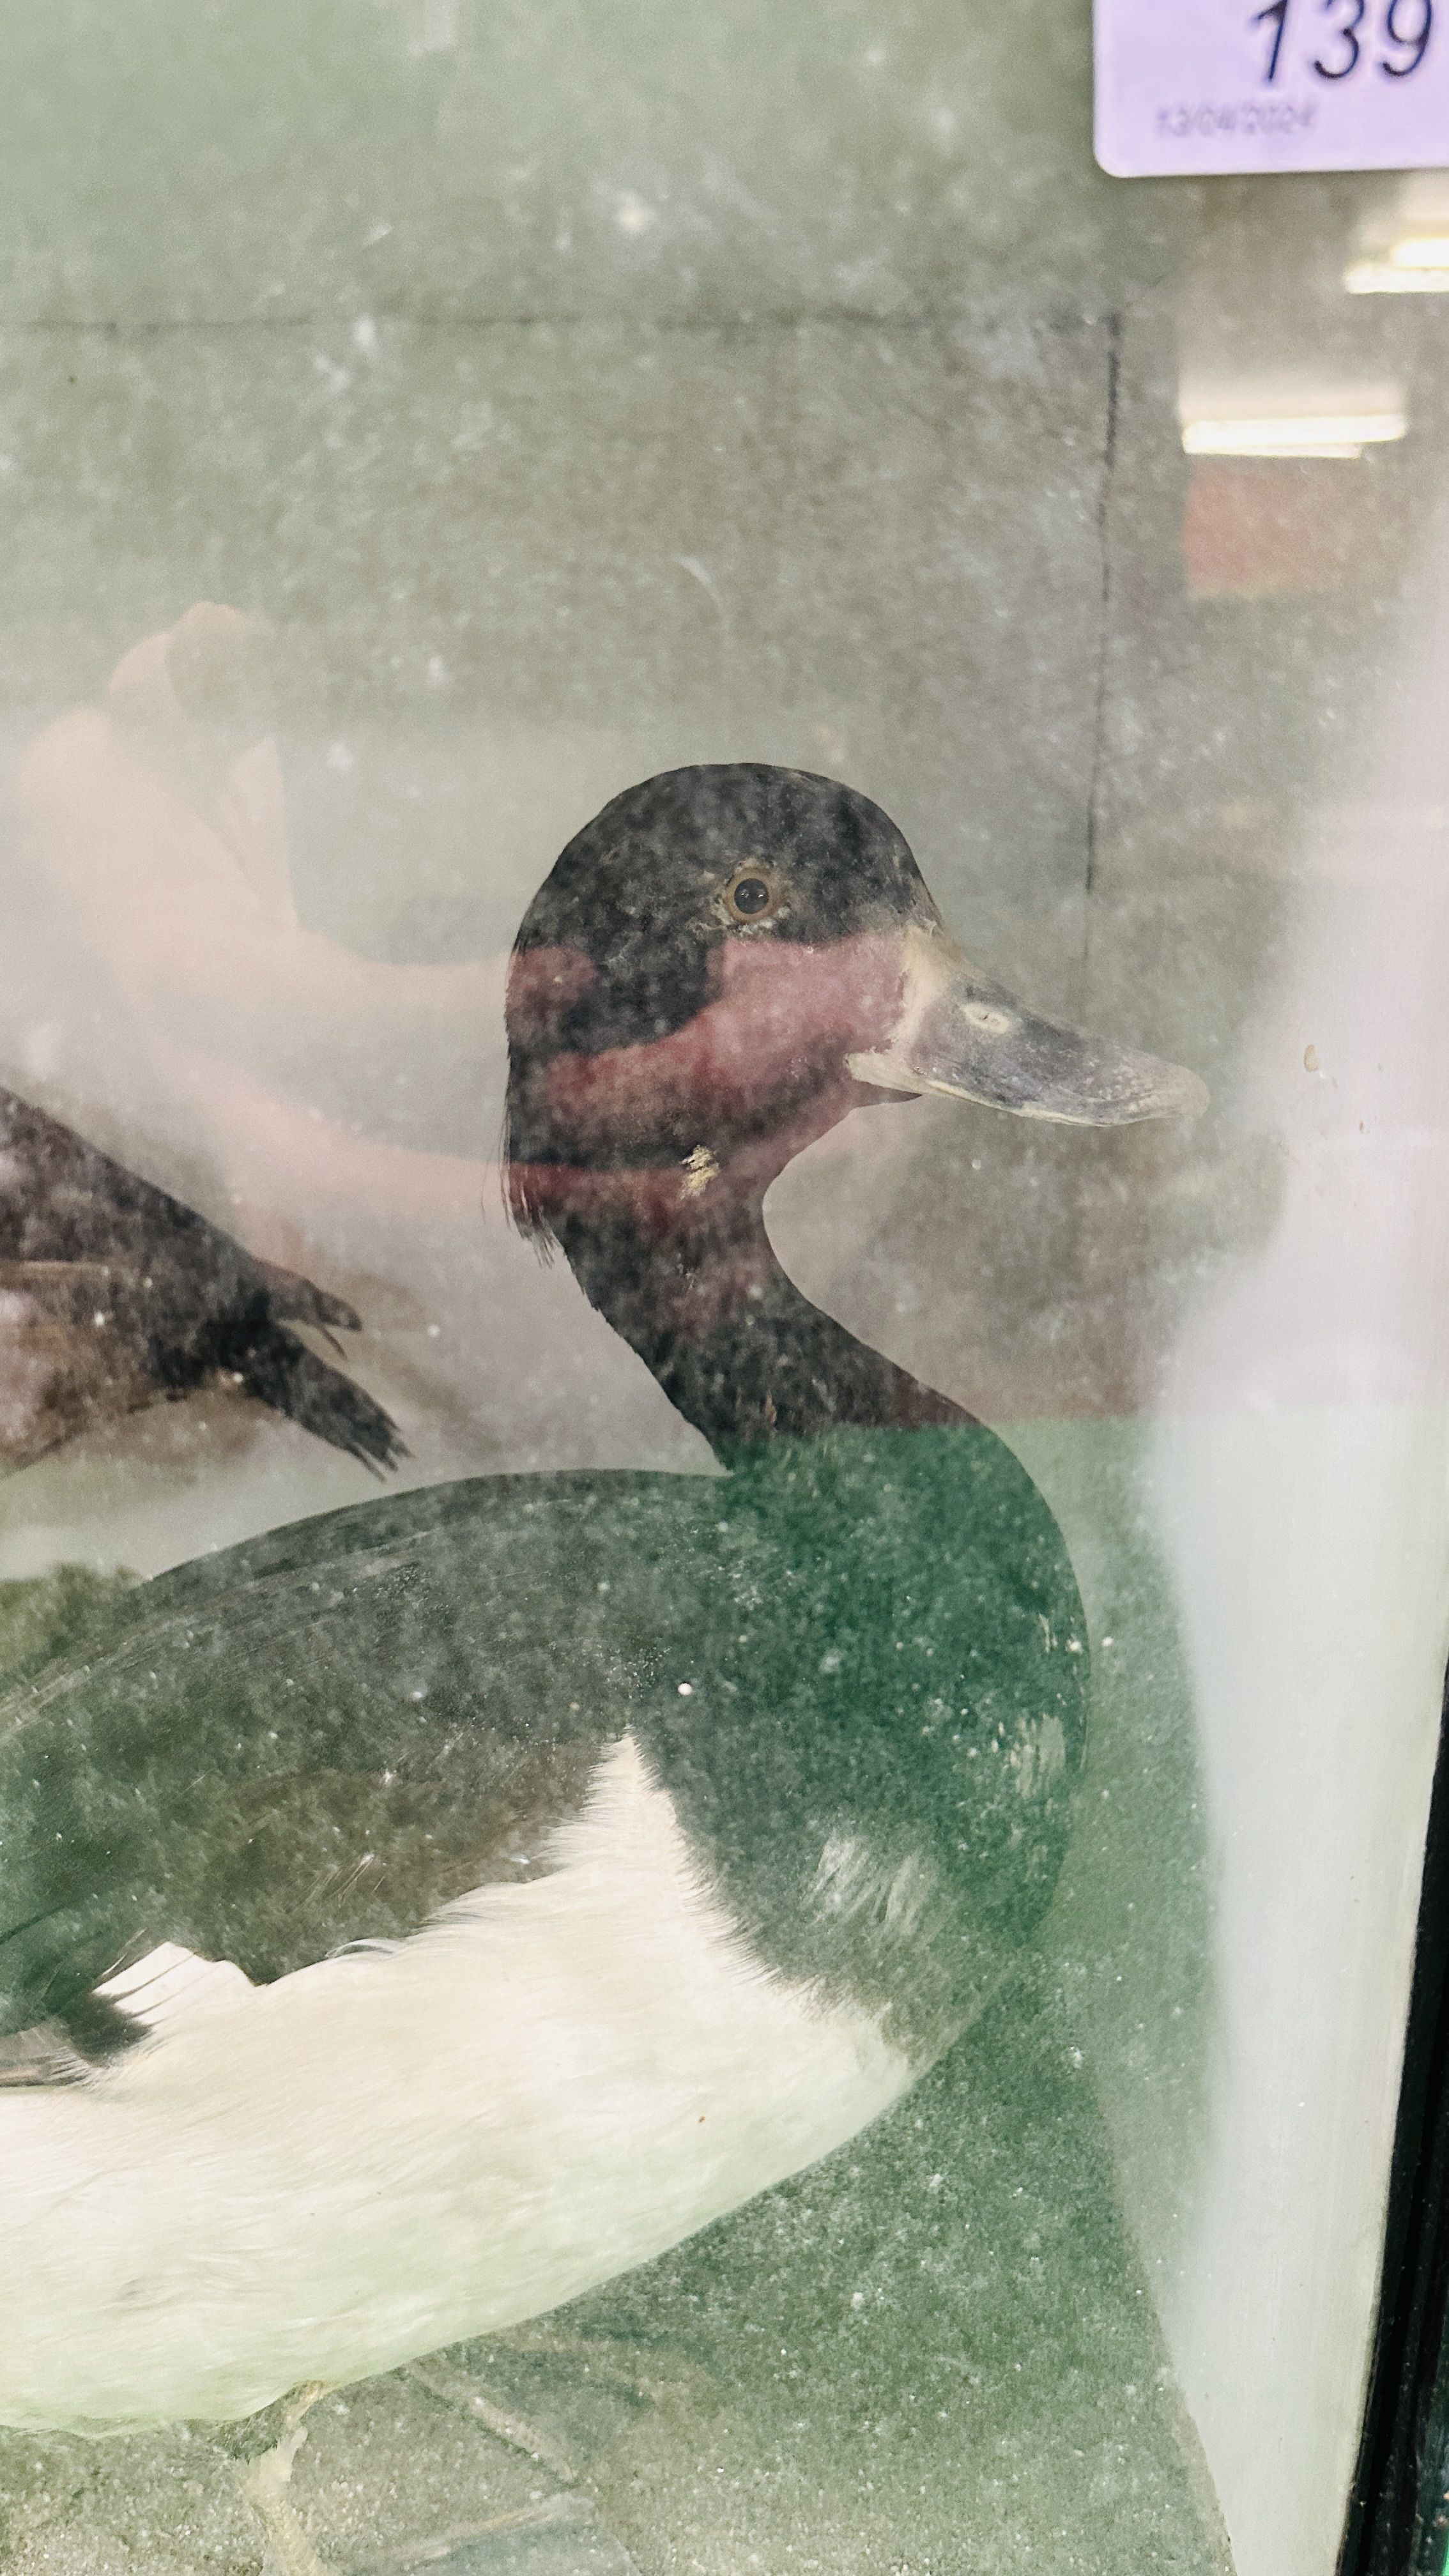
top-left (1345, 250), bottom-right (1449, 293)
top-left (1181, 411), bottom-right (1407, 459)
top-left (1344, 176), bottom-right (1449, 293)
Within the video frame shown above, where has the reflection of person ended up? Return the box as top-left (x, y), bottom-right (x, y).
top-left (11, 603), bottom-right (504, 1260)
top-left (0, 605), bottom-right (524, 1492)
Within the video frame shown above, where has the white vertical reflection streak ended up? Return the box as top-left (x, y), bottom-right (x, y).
top-left (1153, 507), bottom-right (1449, 2576)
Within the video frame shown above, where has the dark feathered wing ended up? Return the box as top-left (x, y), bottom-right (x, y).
top-left (0, 1089), bottom-right (403, 1471)
top-left (0, 1431), bottom-right (1087, 2083)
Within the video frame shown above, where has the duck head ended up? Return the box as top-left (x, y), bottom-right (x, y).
top-left (505, 765), bottom-right (1206, 1445)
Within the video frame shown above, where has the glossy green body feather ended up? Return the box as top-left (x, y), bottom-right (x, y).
top-left (0, 1427), bottom-right (1085, 2067)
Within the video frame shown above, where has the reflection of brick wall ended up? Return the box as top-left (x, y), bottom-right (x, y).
top-left (1182, 457), bottom-right (1414, 599)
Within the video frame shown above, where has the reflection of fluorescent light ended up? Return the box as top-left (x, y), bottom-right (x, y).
top-left (1182, 411), bottom-right (1407, 459)
top-left (1178, 369), bottom-right (1409, 462)
top-left (1390, 235), bottom-right (1449, 268)
top-left (1346, 242), bottom-right (1449, 294)
top-left (1345, 175), bottom-right (1449, 293)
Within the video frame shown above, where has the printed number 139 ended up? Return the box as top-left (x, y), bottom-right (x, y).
top-left (1251, 0), bottom-right (1434, 77)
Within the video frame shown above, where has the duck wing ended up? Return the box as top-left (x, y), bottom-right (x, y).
top-left (0, 1430), bottom-right (1087, 2080)
top-left (0, 1475), bottom-right (643, 2070)
top-left (0, 1089), bottom-right (402, 1469)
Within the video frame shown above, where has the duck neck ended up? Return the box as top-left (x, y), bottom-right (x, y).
top-left (535, 1169), bottom-right (973, 1452)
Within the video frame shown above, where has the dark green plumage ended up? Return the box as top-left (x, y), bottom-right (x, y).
top-left (0, 1427), bottom-right (1085, 2068)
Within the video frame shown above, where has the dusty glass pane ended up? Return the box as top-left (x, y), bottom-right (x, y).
top-left (0, 11), bottom-right (1445, 2576)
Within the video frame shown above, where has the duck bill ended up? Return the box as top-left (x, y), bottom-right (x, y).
top-left (845, 929), bottom-right (1209, 1127)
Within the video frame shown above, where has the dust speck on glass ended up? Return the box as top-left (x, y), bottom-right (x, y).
top-left (0, 11), bottom-right (1445, 2576)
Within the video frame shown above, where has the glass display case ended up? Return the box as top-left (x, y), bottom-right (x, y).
top-left (0, 10), bottom-right (1446, 2576)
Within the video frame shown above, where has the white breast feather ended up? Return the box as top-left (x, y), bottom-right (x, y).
top-left (0, 1733), bottom-right (917, 2432)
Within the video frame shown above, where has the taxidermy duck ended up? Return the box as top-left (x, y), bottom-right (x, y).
top-left (0, 769), bottom-right (1204, 2484)
top-left (0, 1087), bottom-right (402, 1471)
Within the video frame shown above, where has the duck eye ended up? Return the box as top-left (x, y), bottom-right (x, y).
top-left (714, 864), bottom-right (785, 929)
top-left (726, 873), bottom-right (776, 921)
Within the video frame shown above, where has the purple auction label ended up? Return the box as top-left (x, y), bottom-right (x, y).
top-left (1094, 0), bottom-right (1449, 174)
